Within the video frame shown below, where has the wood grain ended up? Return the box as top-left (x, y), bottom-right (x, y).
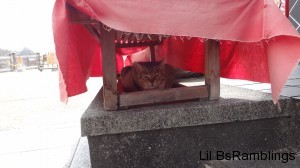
top-left (205, 39), bottom-right (220, 100)
top-left (119, 86), bottom-right (208, 107)
top-left (100, 27), bottom-right (118, 110)
top-left (150, 45), bottom-right (156, 62)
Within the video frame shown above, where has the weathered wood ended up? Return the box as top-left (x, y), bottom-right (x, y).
top-left (119, 86), bottom-right (208, 107)
top-left (150, 45), bottom-right (156, 62)
top-left (205, 39), bottom-right (220, 100)
top-left (100, 27), bottom-right (118, 110)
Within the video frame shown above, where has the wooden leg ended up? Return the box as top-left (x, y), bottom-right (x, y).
top-left (150, 45), bottom-right (156, 62)
top-left (100, 26), bottom-right (118, 110)
top-left (205, 39), bottom-right (220, 100)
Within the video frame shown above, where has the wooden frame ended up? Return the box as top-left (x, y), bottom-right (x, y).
top-left (67, 4), bottom-right (220, 110)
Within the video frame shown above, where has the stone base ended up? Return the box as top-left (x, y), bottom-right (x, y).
top-left (81, 85), bottom-right (300, 168)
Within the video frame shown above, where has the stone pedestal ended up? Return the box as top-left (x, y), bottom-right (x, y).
top-left (81, 85), bottom-right (299, 168)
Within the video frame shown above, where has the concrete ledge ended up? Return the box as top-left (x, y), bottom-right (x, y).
top-left (81, 85), bottom-right (294, 136)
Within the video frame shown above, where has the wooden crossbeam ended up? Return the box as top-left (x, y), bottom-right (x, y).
top-left (119, 86), bottom-right (208, 107)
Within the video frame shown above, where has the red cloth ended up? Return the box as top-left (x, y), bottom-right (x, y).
top-left (53, 0), bottom-right (300, 103)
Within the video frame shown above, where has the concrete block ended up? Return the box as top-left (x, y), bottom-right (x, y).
top-left (81, 85), bottom-right (299, 168)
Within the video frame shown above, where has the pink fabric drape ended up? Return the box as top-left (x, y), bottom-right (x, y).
top-left (53, 0), bottom-right (300, 103)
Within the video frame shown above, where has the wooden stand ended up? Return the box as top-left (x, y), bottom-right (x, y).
top-left (67, 4), bottom-right (220, 110)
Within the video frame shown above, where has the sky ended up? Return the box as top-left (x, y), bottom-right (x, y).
top-left (0, 0), bottom-right (56, 54)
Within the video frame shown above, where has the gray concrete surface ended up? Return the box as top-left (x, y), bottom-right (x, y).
top-left (70, 137), bottom-right (91, 168)
top-left (81, 85), bottom-right (292, 137)
top-left (0, 69), bottom-right (101, 168)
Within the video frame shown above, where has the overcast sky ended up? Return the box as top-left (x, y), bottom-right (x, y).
top-left (0, 0), bottom-right (56, 53)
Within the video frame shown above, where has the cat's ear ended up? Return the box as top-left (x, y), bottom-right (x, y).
top-left (133, 62), bottom-right (143, 71)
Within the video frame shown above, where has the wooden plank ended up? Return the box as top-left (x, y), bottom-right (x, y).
top-left (150, 45), bottom-right (156, 62)
top-left (119, 86), bottom-right (208, 107)
top-left (205, 39), bottom-right (220, 100)
top-left (100, 26), bottom-right (118, 110)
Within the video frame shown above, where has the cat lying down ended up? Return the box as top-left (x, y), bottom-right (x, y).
top-left (120, 61), bottom-right (203, 92)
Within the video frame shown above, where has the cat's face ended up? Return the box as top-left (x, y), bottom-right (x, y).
top-left (133, 61), bottom-right (166, 90)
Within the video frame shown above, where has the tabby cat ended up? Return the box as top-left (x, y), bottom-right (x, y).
top-left (120, 61), bottom-right (175, 92)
